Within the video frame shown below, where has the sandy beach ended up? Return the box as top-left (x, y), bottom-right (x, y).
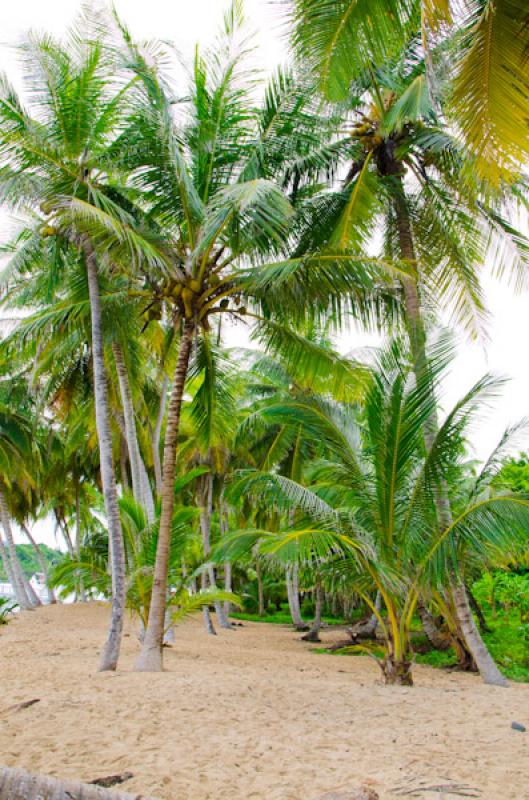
top-left (0, 603), bottom-right (528, 799)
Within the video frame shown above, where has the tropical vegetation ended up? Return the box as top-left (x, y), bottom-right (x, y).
top-left (0, 0), bottom-right (527, 693)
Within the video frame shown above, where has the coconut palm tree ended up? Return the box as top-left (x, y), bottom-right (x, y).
top-left (272, 15), bottom-right (529, 683)
top-left (110, 2), bottom-right (394, 670)
top-left (215, 340), bottom-right (529, 684)
top-left (288, 0), bottom-right (529, 182)
top-left (0, 9), bottom-right (172, 668)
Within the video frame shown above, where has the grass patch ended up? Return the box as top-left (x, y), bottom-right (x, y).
top-left (231, 608), bottom-right (346, 626)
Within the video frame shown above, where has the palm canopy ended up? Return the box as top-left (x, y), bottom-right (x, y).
top-left (0, 11), bottom-right (169, 274)
top-left (289, 0), bottom-right (529, 183)
top-left (271, 44), bottom-right (529, 338)
top-left (215, 339), bottom-right (529, 682)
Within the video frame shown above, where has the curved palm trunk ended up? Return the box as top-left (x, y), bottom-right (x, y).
top-left (112, 343), bottom-right (155, 524)
top-left (0, 765), bottom-right (152, 800)
top-left (393, 182), bottom-right (507, 687)
top-left (135, 319), bottom-right (195, 671)
top-left (152, 374), bottom-right (169, 496)
top-left (286, 564), bottom-right (307, 630)
top-left (21, 524), bottom-right (56, 605)
top-left (301, 582), bottom-right (323, 642)
top-left (0, 489), bottom-right (33, 610)
top-left (84, 242), bottom-right (126, 672)
top-left (417, 602), bottom-right (450, 650)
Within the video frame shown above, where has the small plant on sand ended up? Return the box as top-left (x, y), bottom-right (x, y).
top-left (0, 597), bottom-right (17, 624)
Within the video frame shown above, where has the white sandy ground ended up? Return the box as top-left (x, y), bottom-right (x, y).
top-left (0, 604), bottom-right (528, 800)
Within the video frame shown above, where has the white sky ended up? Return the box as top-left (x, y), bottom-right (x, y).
top-left (2, 0), bottom-right (529, 547)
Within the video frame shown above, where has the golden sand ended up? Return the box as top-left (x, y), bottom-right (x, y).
top-left (0, 603), bottom-right (528, 799)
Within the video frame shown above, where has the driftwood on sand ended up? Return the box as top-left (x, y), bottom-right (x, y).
top-left (0, 699), bottom-right (40, 719)
top-left (0, 766), bottom-right (154, 800)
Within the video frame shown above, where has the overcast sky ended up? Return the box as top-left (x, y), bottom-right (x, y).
top-left (2, 0), bottom-right (529, 547)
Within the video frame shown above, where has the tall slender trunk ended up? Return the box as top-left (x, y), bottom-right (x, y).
top-left (119, 434), bottom-right (130, 492)
top-left (255, 558), bottom-right (265, 617)
top-left (0, 536), bottom-right (17, 597)
top-left (152, 374), bottom-right (169, 496)
top-left (393, 179), bottom-right (507, 686)
top-left (286, 564), bottom-right (307, 630)
top-left (301, 581), bottom-right (323, 642)
top-left (55, 512), bottom-right (75, 558)
top-left (223, 561), bottom-right (232, 617)
top-left (199, 472), bottom-right (231, 631)
top-left (21, 524), bottom-right (56, 605)
top-left (466, 581), bottom-right (491, 633)
top-left (0, 489), bottom-right (33, 609)
top-left (84, 241), bottom-right (126, 672)
top-left (112, 343), bottom-right (155, 523)
top-left (135, 319), bottom-right (195, 671)
top-left (74, 484), bottom-right (86, 603)
top-left (219, 496), bottom-right (233, 618)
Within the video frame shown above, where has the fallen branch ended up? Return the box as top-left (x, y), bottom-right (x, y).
top-left (0, 700), bottom-right (40, 719)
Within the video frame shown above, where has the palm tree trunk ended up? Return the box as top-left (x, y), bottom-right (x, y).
top-left (251, 556), bottom-right (264, 617)
top-left (199, 475), bottom-right (216, 637)
top-left (112, 343), bottom-right (155, 523)
top-left (119, 434), bottom-right (130, 492)
top-left (0, 537), bottom-right (18, 604)
top-left (417, 602), bottom-right (450, 650)
top-left (152, 374), bottom-right (169, 496)
top-left (84, 241), bottom-right (126, 672)
top-left (393, 184), bottom-right (507, 687)
top-left (0, 489), bottom-right (33, 610)
top-left (197, 472), bottom-right (231, 631)
top-left (74, 485), bottom-right (86, 603)
top-left (286, 564), bottom-right (307, 630)
top-left (466, 581), bottom-right (491, 633)
top-left (301, 581), bottom-right (323, 642)
top-left (0, 765), bottom-right (153, 800)
top-left (55, 512), bottom-right (75, 558)
top-left (219, 493), bottom-right (233, 618)
top-left (21, 524), bottom-right (56, 605)
top-left (135, 319), bottom-right (195, 671)
top-left (362, 591), bottom-right (381, 637)
top-left (223, 561), bottom-right (232, 617)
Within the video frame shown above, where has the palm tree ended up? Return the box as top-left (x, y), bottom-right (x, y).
top-left (0, 14), bottom-right (171, 666)
top-left (113, 4), bottom-right (380, 670)
top-left (216, 340), bottom-right (529, 684)
top-left (289, 0), bottom-right (529, 182)
top-left (279, 12), bottom-right (529, 683)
